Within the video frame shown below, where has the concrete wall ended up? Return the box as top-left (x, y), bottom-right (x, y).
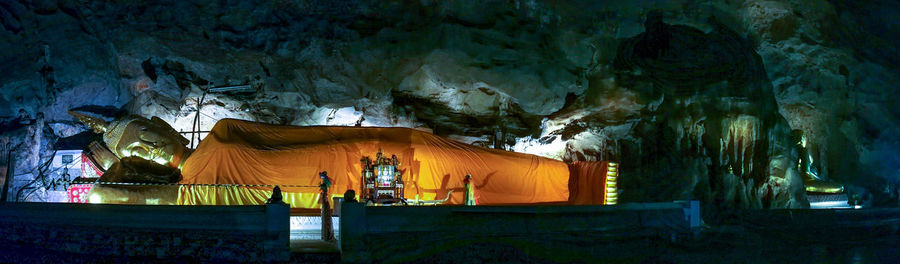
top-left (0, 203), bottom-right (289, 262)
top-left (340, 202), bottom-right (699, 263)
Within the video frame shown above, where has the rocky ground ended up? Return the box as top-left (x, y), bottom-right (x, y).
top-left (1, 0), bottom-right (898, 213)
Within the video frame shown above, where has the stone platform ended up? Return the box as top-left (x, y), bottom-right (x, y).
top-left (808, 193), bottom-right (852, 209)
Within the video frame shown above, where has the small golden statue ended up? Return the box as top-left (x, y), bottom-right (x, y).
top-left (792, 130), bottom-right (843, 194)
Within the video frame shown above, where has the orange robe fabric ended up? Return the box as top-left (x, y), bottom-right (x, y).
top-left (567, 161), bottom-right (613, 205)
top-left (178, 119), bottom-right (575, 208)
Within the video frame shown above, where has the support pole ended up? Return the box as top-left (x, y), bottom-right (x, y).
top-left (191, 90), bottom-right (208, 149)
top-left (1, 146), bottom-right (18, 203)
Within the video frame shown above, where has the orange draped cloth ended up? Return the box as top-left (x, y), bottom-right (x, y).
top-left (178, 119), bottom-right (583, 208)
top-left (567, 161), bottom-right (612, 205)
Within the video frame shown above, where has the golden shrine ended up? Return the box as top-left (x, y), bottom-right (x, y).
top-left (360, 149), bottom-right (406, 205)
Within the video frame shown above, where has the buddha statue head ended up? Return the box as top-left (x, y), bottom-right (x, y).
top-left (70, 111), bottom-right (191, 169)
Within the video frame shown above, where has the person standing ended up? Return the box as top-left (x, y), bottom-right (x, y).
top-left (319, 171), bottom-right (335, 241)
top-left (464, 174), bottom-right (477, 206)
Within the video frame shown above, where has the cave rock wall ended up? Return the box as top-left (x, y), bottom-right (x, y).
top-left (2, 0), bottom-right (898, 209)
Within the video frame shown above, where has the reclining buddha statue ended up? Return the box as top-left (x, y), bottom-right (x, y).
top-left (71, 111), bottom-right (616, 208)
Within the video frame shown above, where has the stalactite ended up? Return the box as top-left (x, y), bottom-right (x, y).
top-left (720, 115), bottom-right (761, 179)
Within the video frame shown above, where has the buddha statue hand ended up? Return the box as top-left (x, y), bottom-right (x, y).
top-left (100, 157), bottom-right (182, 184)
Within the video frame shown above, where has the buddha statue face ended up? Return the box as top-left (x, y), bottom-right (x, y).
top-left (105, 117), bottom-right (190, 168)
top-left (70, 111), bottom-right (190, 169)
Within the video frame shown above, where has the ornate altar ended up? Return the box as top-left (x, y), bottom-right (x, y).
top-left (360, 149), bottom-right (407, 205)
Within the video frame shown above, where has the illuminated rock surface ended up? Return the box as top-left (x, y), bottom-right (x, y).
top-left (1, 0), bottom-right (898, 213)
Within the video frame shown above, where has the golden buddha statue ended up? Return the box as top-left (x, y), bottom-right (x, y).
top-left (792, 130), bottom-right (843, 194)
top-left (69, 111), bottom-right (613, 208)
top-left (70, 111), bottom-right (193, 169)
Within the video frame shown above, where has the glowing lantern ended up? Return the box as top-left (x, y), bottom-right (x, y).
top-left (605, 162), bottom-right (618, 205)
